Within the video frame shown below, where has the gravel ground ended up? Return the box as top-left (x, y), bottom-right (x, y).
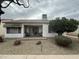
top-left (0, 38), bottom-right (79, 55)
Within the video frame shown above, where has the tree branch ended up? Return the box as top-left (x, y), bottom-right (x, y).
top-left (13, 0), bottom-right (29, 8)
top-left (13, 0), bottom-right (21, 6)
top-left (1, 1), bottom-right (12, 8)
top-left (1, 0), bottom-right (30, 8)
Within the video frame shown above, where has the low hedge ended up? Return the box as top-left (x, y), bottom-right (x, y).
top-left (78, 34), bottom-right (79, 38)
top-left (55, 36), bottom-right (72, 47)
top-left (0, 36), bottom-right (4, 42)
top-left (14, 40), bottom-right (21, 46)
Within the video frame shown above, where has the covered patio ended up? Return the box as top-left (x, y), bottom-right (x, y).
top-left (24, 25), bottom-right (42, 37)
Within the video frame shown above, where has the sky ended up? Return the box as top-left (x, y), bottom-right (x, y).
top-left (1, 0), bottom-right (79, 20)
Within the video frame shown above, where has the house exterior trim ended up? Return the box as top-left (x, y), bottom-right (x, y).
top-left (1, 19), bottom-right (57, 38)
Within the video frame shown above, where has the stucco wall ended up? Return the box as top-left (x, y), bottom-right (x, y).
top-left (4, 24), bottom-right (24, 38)
top-left (0, 23), bottom-right (5, 36)
top-left (42, 24), bottom-right (57, 37)
top-left (4, 23), bottom-right (58, 38)
top-left (5, 34), bottom-right (23, 38)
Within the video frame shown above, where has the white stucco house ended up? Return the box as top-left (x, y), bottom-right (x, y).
top-left (0, 14), bottom-right (57, 38)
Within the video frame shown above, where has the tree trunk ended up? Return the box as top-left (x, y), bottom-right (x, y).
top-left (58, 33), bottom-right (63, 36)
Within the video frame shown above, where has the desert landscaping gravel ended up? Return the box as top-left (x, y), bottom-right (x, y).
top-left (0, 38), bottom-right (79, 55)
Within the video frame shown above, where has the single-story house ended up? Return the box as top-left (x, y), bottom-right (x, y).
top-left (0, 14), bottom-right (79, 38)
top-left (0, 14), bottom-right (57, 38)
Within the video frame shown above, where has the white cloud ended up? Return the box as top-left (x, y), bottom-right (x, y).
top-left (1, 0), bottom-right (79, 20)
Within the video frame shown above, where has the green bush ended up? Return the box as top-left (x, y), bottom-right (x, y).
top-left (14, 40), bottom-right (21, 46)
top-left (49, 17), bottom-right (79, 35)
top-left (78, 34), bottom-right (79, 38)
top-left (0, 36), bottom-right (4, 42)
top-left (36, 41), bottom-right (41, 45)
top-left (55, 36), bottom-right (72, 47)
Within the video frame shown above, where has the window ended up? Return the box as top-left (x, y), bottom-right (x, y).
top-left (7, 27), bottom-right (21, 34)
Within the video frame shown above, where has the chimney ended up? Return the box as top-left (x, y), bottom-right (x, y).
top-left (42, 14), bottom-right (47, 20)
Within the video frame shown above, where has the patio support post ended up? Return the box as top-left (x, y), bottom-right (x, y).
top-left (42, 24), bottom-right (48, 37)
top-left (21, 24), bottom-right (24, 38)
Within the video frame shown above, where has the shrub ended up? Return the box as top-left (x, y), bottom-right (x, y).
top-left (49, 17), bottom-right (79, 35)
top-left (55, 36), bottom-right (72, 47)
top-left (14, 40), bottom-right (21, 46)
top-left (36, 41), bottom-right (41, 45)
top-left (0, 36), bottom-right (4, 42)
top-left (78, 34), bottom-right (79, 38)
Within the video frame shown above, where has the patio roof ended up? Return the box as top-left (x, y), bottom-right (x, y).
top-left (2, 19), bottom-right (49, 24)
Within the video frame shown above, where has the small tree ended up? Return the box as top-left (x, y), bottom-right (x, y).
top-left (49, 17), bottom-right (79, 36)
